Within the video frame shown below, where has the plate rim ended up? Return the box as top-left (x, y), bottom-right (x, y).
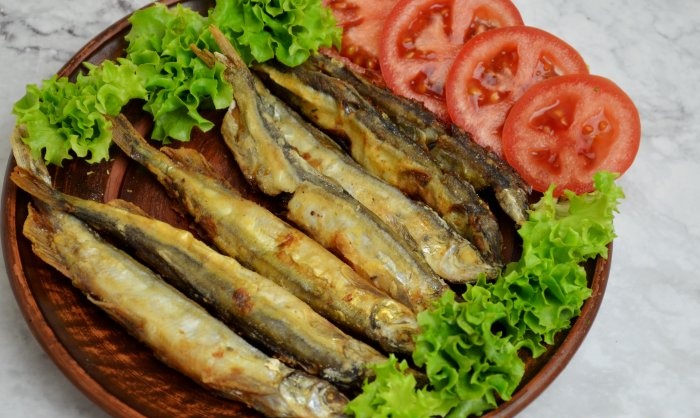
top-left (1, 0), bottom-right (612, 416)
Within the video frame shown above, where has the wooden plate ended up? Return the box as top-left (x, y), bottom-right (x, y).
top-left (1, 0), bottom-right (612, 416)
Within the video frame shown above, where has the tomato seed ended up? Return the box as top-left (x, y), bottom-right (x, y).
top-left (464, 17), bottom-right (498, 42)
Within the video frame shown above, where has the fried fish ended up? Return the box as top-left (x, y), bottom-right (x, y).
top-left (254, 61), bottom-right (504, 264)
top-left (10, 132), bottom-right (348, 418)
top-left (196, 31), bottom-right (448, 310)
top-left (21, 204), bottom-right (348, 418)
top-left (11, 167), bottom-right (386, 387)
top-left (306, 53), bottom-right (531, 225)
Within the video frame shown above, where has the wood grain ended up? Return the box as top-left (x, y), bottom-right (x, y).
top-left (1, 0), bottom-right (611, 416)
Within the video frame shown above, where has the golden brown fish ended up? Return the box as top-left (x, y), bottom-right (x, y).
top-left (109, 114), bottom-right (419, 354)
top-left (306, 53), bottom-right (531, 225)
top-left (196, 31), bottom-right (448, 310)
top-left (21, 203), bottom-right (349, 418)
top-left (11, 167), bottom-right (387, 387)
top-left (254, 61), bottom-right (504, 264)
top-left (10, 130), bottom-right (349, 418)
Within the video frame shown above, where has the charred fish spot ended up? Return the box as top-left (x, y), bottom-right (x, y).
top-left (211, 349), bottom-right (225, 359)
top-left (232, 288), bottom-right (253, 315)
top-left (404, 169), bottom-right (432, 187)
top-left (276, 232), bottom-right (299, 250)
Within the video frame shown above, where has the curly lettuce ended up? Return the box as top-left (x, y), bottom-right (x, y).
top-left (347, 172), bottom-right (624, 418)
top-left (12, 59), bottom-right (146, 166)
top-left (346, 356), bottom-right (452, 418)
top-left (493, 171), bottom-right (623, 353)
top-left (14, 0), bottom-right (340, 165)
top-left (125, 3), bottom-right (233, 142)
top-left (209, 0), bottom-right (341, 66)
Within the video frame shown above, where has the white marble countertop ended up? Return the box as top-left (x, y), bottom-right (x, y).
top-left (1, 0), bottom-right (698, 417)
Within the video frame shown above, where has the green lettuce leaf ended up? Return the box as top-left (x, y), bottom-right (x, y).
top-left (345, 355), bottom-right (453, 418)
top-left (12, 58), bottom-right (146, 166)
top-left (13, 0), bottom-right (341, 165)
top-left (209, 0), bottom-right (342, 67)
top-left (414, 287), bottom-right (525, 417)
top-left (125, 3), bottom-right (233, 142)
top-left (493, 171), bottom-right (624, 352)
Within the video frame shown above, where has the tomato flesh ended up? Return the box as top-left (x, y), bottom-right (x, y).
top-left (466, 46), bottom-right (519, 109)
top-left (445, 26), bottom-right (589, 156)
top-left (502, 74), bottom-right (641, 196)
top-left (380, 0), bottom-right (523, 120)
top-left (325, 0), bottom-right (400, 71)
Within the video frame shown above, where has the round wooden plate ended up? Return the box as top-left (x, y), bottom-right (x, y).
top-left (1, 1), bottom-right (612, 416)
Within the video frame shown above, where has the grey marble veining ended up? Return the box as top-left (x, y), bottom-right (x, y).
top-left (1, 0), bottom-right (699, 417)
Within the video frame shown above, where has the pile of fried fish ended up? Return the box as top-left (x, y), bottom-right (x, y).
top-left (11, 27), bottom-right (530, 418)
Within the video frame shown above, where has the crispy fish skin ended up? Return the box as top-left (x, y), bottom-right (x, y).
top-left (20, 203), bottom-right (348, 418)
top-left (201, 34), bottom-right (447, 311)
top-left (307, 54), bottom-right (531, 225)
top-left (109, 114), bottom-right (418, 354)
top-left (11, 168), bottom-right (386, 387)
top-left (254, 62), bottom-right (504, 264)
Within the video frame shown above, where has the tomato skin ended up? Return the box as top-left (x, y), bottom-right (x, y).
top-left (379, 0), bottom-right (523, 120)
top-left (445, 26), bottom-right (589, 156)
top-left (502, 74), bottom-right (641, 196)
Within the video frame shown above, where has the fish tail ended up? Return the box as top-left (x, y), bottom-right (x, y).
top-left (208, 25), bottom-right (246, 71)
top-left (10, 126), bottom-right (52, 184)
top-left (109, 114), bottom-right (157, 167)
top-left (10, 167), bottom-right (69, 213)
top-left (189, 43), bottom-right (217, 68)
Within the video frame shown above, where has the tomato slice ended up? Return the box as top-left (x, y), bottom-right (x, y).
top-left (445, 26), bottom-right (588, 156)
top-left (379, 0), bottom-right (523, 120)
top-left (324, 0), bottom-right (400, 71)
top-left (502, 74), bottom-right (641, 196)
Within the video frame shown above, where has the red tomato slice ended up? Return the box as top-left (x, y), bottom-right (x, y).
top-left (324, 0), bottom-right (400, 71)
top-left (502, 74), bottom-right (641, 196)
top-left (445, 26), bottom-right (588, 156)
top-left (379, 0), bottom-right (523, 120)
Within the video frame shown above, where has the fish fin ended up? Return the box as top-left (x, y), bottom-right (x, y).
top-left (22, 204), bottom-right (71, 278)
top-left (161, 147), bottom-right (231, 187)
top-left (106, 199), bottom-right (151, 218)
top-left (10, 167), bottom-right (68, 212)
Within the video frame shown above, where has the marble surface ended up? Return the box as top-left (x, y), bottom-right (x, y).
top-left (1, 0), bottom-right (698, 416)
